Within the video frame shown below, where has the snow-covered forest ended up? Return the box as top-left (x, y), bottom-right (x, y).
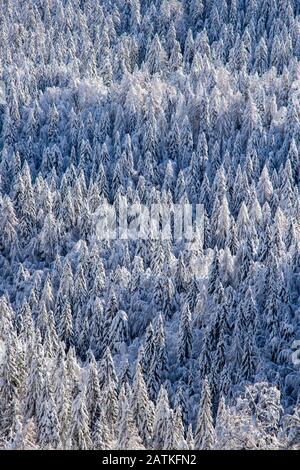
top-left (0, 0), bottom-right (299, 450)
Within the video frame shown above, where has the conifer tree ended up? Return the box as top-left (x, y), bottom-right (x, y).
top-left (177, 303), bottom-right (192, 365)
top-left (86, 353), bottom-right (101, 432)
top-left (117, 391), bottom-right (144, 450)
top-left (152, 386), bottom-right (171, 450)
top-left (194, 378), bottom-right (215, 450)
top-left (68, 387), bottom-right (92, 450)
top-left (131, 362), bottom-right (154, 446)
top-left (37, 375), bottom-right (61, 449)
